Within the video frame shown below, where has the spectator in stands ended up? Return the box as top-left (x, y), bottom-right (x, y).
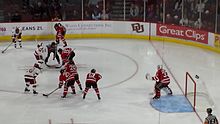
top-left (87, 0), bottom-right (102, 8)
top-left (52, 10), bottom-right (62, 21)
top-left (165, 14), bottom-right (173, 24)
top-left (42, 0), bottom-right (52, 20)
top-left (72, 9), bottom-right (81, 20)
top-left (146, 4), bottom-right (155, 22)
top-left (22, 0), bottom-right (29, 9)
top-left (130, 2), bottom-right (139, 21)
top-left (84, 10), bottom-right (92, 20)
top-left (101, 1), bottom-right (111, 20)
top-left (195, 0), bottom-right (207, 13)
top-left (174, 0), bottom-right (182, 12)
top-left (173, 15), bottom-right (180, 25)
top-left (194, 18), bottom-right (202, 29)
top-left (186, 14), bottom-right (196, 27)
top-left (11, 11), bottom-right (22, 22)
top-left (101, 10), bottom-right (109, 20)
top-left (179, 15), bottom-right (189, 26)
top-left (50, 0), bottom-right (62, 20)
top-left (31, 1), bottom-right (45, 21)
top-left (91, 6), bottom-right (101, 20)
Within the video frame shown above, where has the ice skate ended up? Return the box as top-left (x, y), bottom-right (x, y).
top-left (24, 87), bottom-right (30, 92)
top-left (153, 95), bottom-right (160, 100)
top-left (61, 95), bottom-right (66, 98)
top-left (33, 90), bottom-right (38, 94)
top-left (97, 94), bottom-right (101, 100)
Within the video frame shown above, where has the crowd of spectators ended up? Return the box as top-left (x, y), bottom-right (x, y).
top-left (0, 0), bottom-right (220, 33)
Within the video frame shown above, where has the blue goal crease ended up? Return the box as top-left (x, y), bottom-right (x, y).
top-left (150, 95), bottom-right (194, 113)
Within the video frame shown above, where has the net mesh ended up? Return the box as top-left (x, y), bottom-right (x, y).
top-left (185, 72), bottom-right (214, 112)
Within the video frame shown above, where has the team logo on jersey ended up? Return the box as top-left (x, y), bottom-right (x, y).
top-left (131, 23), bottom-right (144, 33)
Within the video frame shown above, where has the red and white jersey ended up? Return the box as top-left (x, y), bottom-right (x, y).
top-left (59, 73), bottom-right (66, 86)
top-left (34, 47), bottom-right (44, 60)
top-left (86, 72), bottom-right (102, 83)
top-left (160, 71), bottom-right (170, 85)
top-left (64, 63), bottom-right (77, 81)
top-left (55, 26), bottom-right (66, 36)
top-left (152, 69), bottom-right (163, 82)
top-left (61, 48), bottom-right (73, 64)
top-left (152, 69), bottom-right (170, 84)
top-left (12, 27), bottom-right (22, 36)
top-left (24, 67), bottom-right (40, 80)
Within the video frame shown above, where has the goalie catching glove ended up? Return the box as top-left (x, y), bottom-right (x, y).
top-left (145, 73), bottom-right (152, 80)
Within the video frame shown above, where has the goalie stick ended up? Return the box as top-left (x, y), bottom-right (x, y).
top-left (43, 87), bottom-right (59, 97)
top-left (2, 42), bottom-right (13, 53)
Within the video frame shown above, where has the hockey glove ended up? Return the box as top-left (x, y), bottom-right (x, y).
top-left (58, 84), bottom-right (63, 88)
top-left (145, 73), bottom-right (152, 80)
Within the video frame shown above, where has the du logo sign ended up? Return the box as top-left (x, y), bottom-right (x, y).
top-left (131, 23), bottom-right (144, 33)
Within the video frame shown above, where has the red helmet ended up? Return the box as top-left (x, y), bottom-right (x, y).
top-left (157, 65), bottom-right (163, 70)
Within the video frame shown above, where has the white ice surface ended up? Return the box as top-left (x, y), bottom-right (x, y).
top-left (0, 39), bottom-right (219, 124)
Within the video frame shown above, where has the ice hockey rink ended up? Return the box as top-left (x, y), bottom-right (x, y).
top-left (0, 38), bottom-right (220, 124)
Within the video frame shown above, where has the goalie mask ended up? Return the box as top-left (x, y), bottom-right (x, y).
top-left (91, 69), bottom-right (96, 73)
top-left (157, 65), bottom-right (163, 70)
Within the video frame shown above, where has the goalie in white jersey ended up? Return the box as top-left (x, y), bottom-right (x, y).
top-left (24, 61), bottom-right (43, 94)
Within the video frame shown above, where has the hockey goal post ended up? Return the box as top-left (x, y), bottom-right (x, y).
top-left (185, 72), bottom-right (214, 112)
top-left (185, 72), bottom-right (196, 111)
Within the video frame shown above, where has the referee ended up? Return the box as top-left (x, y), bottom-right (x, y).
top-left (204, 108), bottom-right (219, 124)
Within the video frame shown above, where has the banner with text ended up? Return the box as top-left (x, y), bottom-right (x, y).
top-left (156, 24), bottom-right (208, 44)
top-left (214, 34), bottom-right (220, 49)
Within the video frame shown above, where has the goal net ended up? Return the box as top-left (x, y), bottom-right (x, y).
top-left (185, 72), bottom-right (214, 112)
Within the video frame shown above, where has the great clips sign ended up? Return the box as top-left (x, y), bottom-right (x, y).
top-left (157, 24), bottom-right (208, 44)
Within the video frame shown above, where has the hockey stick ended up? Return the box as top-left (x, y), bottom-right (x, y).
top-left (43, 87), bottom-right (59, 97)
top-left (2, 42), bottom-right (13, 53)
top-left (45, 63), bottom-right (62, 68)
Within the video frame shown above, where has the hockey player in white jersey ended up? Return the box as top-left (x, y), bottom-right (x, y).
top-left (24, 62), bottom-right (43, 94)
top-left (12, 27), bottom-right (22, 48)
top-left (34, 43), bottom-right (44, 61)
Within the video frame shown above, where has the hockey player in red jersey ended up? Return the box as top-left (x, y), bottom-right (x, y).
top-left (54, 23), bottom-right (67, 47)
top-left (83, 69), bottom-right (102, 100)
top-left (12, 27), bottom-right (22, 48)
top-left (61, 60), bottom-right (82, 98)
top-left (34, 43), bottom-right (44, 61)
top-left (24, 62), bottom-right (43, 94)
top-left (58, 69), bottom-right (66, 88)
top-left (146, 65), bottom-right (172, 99)
top-left (58, 48), bottom-right (75, 65)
